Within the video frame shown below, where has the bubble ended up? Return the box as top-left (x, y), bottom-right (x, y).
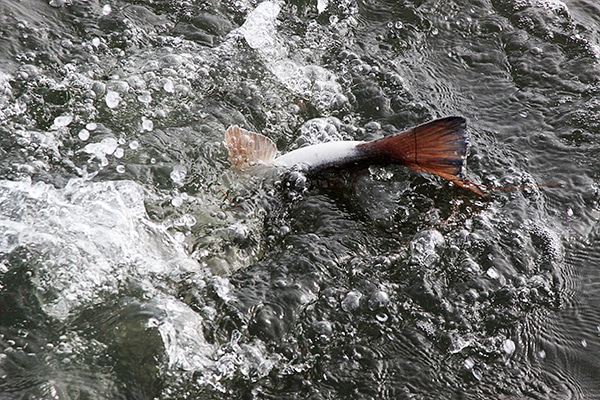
top-left (313, 320), bottom-right (332, 337)
top-left (102, 4), bottom-right (112, 15)
top-left (486, 267), bottom-right (500, 279)
top-left (78, 129), bottom-right (90, 141)
top-left (464, 357), bottom-right (475, 369)
top-left (163, 79), bottom-right (175, 93)
top-left (92, 37), bottom-right (101, 47)
top-left (129, 140), bottom-right (140, 150)
top-left (375, 313), bottom-right (388, 322)
top-left (171, 196), bottom-right (183, 207)
top-left (341, 290), bottom-right (362, 312)
top-left (317, 0), bottom-right (328, 14)
top-left (114, 148), bottom-right (124, 159)
top-left (173, 231), bottom-right (185, 243)
top-left (51, 114), bottom-right (73, 130)
top-left (141, 116), bottom-right (154, 131)
top-left (116, 165), bottom-right (125, 173)
top-left (503, 338), bottom-right (516, 355)
top-left (137, 92), bottom-right (152, 104)
top-left (368, 290), bottom-right (389, 310)
top-left (105, 91), bottom-right (121, 109)
top-left (538, 349), bottom-right (546, 359)
top-left (170, 167), bottom-right (187, 186)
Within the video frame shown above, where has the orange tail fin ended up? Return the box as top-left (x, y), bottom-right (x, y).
top-left (359, 117), bottom-right (484, 195)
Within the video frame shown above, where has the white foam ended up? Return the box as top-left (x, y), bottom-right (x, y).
top-left (0, 178), bottom-right (200, 320)
top-left (82, 137), bottom-right (119, 166)
top-left (236, 1), bottom-right (348, 113)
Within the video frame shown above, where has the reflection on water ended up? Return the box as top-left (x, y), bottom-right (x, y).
top-left (0, 0), bottom-right (599, 398)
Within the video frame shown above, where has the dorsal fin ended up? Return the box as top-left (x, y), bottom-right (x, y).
top-left (225, 125), bottom-right (278, 169)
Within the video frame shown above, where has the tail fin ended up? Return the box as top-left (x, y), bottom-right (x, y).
top-left (359, 117), bottom-right (484, 195)
top-left (225, 125), bottom-right (278, 169)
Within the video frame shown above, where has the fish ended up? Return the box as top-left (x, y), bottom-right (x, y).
top-left (225, 117), bottom-right (484, 196)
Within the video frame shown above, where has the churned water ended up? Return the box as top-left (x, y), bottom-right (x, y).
top-left (0, 0), bottom-right (599, 398)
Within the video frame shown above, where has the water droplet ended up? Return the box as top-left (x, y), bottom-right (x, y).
top-left (170, 167), bottom-right (187, 186)
top-left (78, 129), bottom-right (90, 141)
top-left (313, 320), bottom-right (332, 337)
top-left (341, 290), bottom-right (362, 312)
top-left (503, 338), bottom-right (516, 355)
top-left (163, 79), bottom-right (174, 93)
top-left (464, 357), bottom-right (475, 369)
top-left (51, 114), bottom-right (73, 130)
top-left (171, 196), bottom-right (183, 207)
top-left (141, 116), bottom-right (154, 131)
top-left (368, 290), bottom-right (389, 310)
top-left (375, 313), bottom-right (388, 322)
top-left (105, 90), bottom-right (121, 109)
top-left (137, 92), bottom-right (152, 104)
top-left (486, 267), bottom-right (500, 279)
top-left (173, 231), bottom-right (185, 243)
top-left (538, 349), bottom-right (546, 359)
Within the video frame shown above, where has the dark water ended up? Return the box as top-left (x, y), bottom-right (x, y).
top-left (0, 0), bottom-right (599, 398)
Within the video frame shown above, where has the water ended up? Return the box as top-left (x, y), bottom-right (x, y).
top-left (0, 0), bottom-right (599, 398)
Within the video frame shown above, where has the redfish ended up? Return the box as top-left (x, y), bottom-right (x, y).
top-left (225, 117), bottom-right (483, 195)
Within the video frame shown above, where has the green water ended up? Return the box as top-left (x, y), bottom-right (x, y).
top-left (0, 0), bottom-right (599, 398)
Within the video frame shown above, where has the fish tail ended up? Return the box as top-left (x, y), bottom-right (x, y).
top-left (359, 117), bottom-right (484, 195)
top-left (225, 125), bottom-right (278, 169)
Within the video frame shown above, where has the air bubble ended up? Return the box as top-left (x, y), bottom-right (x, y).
top-left (141, 117), bottom-right (154, 131)
top-left (51, 114), bottom-right (73, 130)
top-left (129, 140), bottom-right (139, 150)
top-left (137, 92), bottom-right (152, 104)
top-left (171, 196), bottom-right (183, 207)
top-left (486, 267), bottom-right (500, 279)
top-left (163, 79), bottom-right (174, 93)
top-left (105, 91), bottom-right (121, 109)
top-left (464, 358), bottom-right (475, 369)
top-left (78, 129), bottom-right (90, 141)
top-left (170, 167), bottom-right (187, 186)
top-left (341, 290), bottom-right (362, 312)
top-left (116, 165), bottom-right (125, 173)
top-left (503, 338), bottom-right (516, 355)
top-left (102, 4), bottom-right (112, 15)
top-left (375, 313), bottom-right (388, 322)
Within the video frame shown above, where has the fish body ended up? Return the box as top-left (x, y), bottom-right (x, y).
top-left (273, 140), bottom-right (366, 169)
top-left (225, 117), bottom-right (483, 195)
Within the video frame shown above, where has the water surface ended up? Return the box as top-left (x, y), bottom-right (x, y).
top-left (0, 0), bottom-right (599, 398)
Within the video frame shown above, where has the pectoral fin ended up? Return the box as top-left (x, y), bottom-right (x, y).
top-left (225, 125), bottom-right (278, 169)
